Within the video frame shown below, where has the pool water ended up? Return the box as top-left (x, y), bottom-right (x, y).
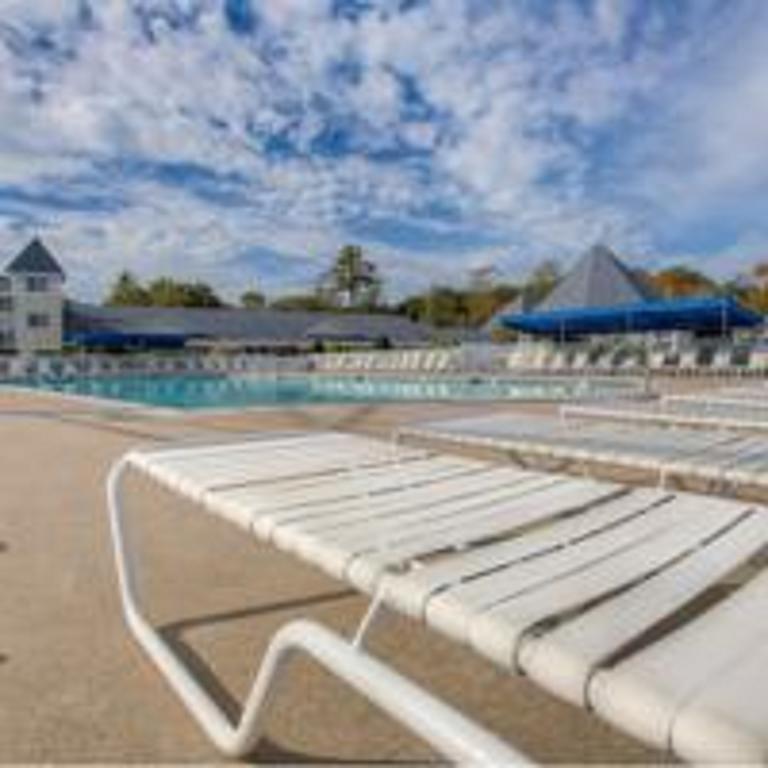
top-left (11, 373), bottom-right (638, 409)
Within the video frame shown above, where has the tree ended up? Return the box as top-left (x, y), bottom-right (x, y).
top-left (319, 244), bottom-right (382, 309)
top-left (145, 278), bottom-right (224, 308)
top-left (649, 266), bottom-right (715, 298)
top-left (105, 271), bottom-right (151, 306)
top-left (240, 288), bottom-right (266, 309)
top-left (523, 259), bottom-right (562, 306)
top-left (420, 286), bottom-right (469, 327)
top-left (463, 265), bottom-right (520, 326)
top-left (726, 263), bottom-right (768, 314)
top-left (467, 264), bottom-right (499, 293)
top-left (184, 281), bottom-right (225, 308)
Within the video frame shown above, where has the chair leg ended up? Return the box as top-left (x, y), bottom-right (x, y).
top-left (106, 458), bottom-right (526, 764)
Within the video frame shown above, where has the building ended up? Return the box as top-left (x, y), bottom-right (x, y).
top-left (64, 301), bottom-right (437, 351)
top-left (0, 238), bottom-right (66, 353)
top-left (0, 238), bottom-right (449, 353)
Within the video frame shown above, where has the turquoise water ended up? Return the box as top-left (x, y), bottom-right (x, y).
top-left (10, 373), bottom-right (637, 409)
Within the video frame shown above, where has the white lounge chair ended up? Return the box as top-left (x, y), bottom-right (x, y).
top-left (398, 412), bottom-right (768, 494)
top-left (562, 398), bottom-right (768, 433)
top-left (748, 349), bottom-right (768, 377)
top-left (109, 432), bottom-right (768, 763)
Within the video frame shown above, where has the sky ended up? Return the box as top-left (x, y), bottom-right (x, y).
top-left (1, 0), bottom-right (768, 302)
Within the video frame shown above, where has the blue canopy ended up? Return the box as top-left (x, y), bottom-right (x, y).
top-left (66, 331), bottom-right (191, 349)
top-left (501, 297), bottom-right (763, 336)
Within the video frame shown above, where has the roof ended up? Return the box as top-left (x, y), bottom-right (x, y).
top-left (64, 302), bottom-right (435, 346)
top-left (536, 244), bottom-right (653, 311)
top-left (501, 296), bottom-right (763, 336)
top-left (304, 313), bottom-right (431, 342)
top-left (5, 238), bottom-right (65, 277)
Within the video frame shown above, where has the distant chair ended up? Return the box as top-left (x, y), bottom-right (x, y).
top-left (591, 349), bottom-right (615, 374)
top-left (505, 346), bottom-right (527, 373)
top-left (545, 348), bottom-right (570, 374)
top-left (676, 347), bottom-right (701, 377)
top-left (710, 346), bottom-right (736, 378)
top-left (748, 347), bottom-right (768, 377)
top-left (567, 348), bottom-right (591, 375)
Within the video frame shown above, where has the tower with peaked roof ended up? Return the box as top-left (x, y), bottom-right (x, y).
top-left (0, 238), bottom-right (66, 352)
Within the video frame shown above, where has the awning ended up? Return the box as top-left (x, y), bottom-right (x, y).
top-left (501, 297), bottom-right (763, 336)
top-left (65, 331), bottom-right (192, 349)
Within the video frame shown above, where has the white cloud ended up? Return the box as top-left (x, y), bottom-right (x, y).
top-left (0, 0), bottom-right (767, 298)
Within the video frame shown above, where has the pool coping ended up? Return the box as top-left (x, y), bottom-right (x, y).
top-left (0, 372), bottom-right (651, 418)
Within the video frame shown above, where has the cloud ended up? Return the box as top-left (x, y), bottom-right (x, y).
top-left (0, 0), bottom-right (767, 300)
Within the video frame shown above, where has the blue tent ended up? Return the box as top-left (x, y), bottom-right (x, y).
top-left (501, 297), bottom-right (763, 337)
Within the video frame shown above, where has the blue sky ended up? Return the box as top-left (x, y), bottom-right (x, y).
top-left (1, 0), bottom-right (768, 301)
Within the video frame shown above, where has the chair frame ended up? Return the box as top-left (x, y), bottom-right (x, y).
top-left (106, 454), bottom-right (525, 763)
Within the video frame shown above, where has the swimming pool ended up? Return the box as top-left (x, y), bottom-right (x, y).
top-left (8, 373), bottom-right (642, 410)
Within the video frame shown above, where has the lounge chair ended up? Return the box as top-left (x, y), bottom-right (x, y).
top-left (505, 346), bottom-right (527, 373)
top-left (675, 348), bottom-right (701, 377)
top-left (433, 350), bottom-right (454, 374)
top-left (748, 349), bottom-right (768, 377)
top-left (109, 431), bottom-right (768, 763)
top-left (562, 398), bottom-right (768, 433)
top-left (545, 348), bottom-right (570, 374)
top-left (666, 391), bottom-right (768, 413)
top-left (398, 412), bottom-right (768, 494)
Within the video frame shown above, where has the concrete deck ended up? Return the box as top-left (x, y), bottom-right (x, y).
top-left (0, 387), bottom-right (671, 764)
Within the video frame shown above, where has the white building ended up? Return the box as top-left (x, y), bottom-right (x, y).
top-left (0, 238), bottom-right (65, 353)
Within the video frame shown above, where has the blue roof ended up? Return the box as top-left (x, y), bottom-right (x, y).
top-left (501, 297), bottom-right (763, 336)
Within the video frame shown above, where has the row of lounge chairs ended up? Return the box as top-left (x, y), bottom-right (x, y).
top-left (312, 349), bottom-right (458, 374)
top-left (0, 353), bottom-right (299, 381)
top-left (503, 343), bottom-right (767, 376)
top-left (110, 420), bottom-right (768, 763)
top-left (562, 387), bottom-right (768, 433)
top-left (312, 343), bottom-right (768, 378)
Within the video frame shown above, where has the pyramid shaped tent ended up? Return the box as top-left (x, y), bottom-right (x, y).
top-left (500, 244), bottom-right (762, 336)
top-left (536, 244), bottom-right (653, 311)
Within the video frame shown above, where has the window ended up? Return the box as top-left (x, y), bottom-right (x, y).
top-left (0, 296), bottom-right (12, 312)
top-left (26, 275), bottom-right (49, 292)
top-left (27, 313), bottom-right (50, 329)
top-left (0, 330), bottom-right (14, 348)
top-left (0, 276), bottom-right (10, 292)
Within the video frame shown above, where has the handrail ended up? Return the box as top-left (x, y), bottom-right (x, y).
top-left (107, 457), bottom-right (530, 764)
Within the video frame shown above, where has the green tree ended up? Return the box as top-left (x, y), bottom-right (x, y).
top-left (523, 259), bottom-right (562, 306)
top-left (184, 281), bottom-right (225, 308)
top-left (422, 286), bottom-right (469, 327)
top-left (146, 278), bottom-right (224, 308)
top-left (463, 265), bottom-right (521, 326)
top-left (105, 271), bottom-right (150, 306)
top-left (319, 244), bottom-right (382, 309)
top-left (240, 288), bottom-right (266, 309)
